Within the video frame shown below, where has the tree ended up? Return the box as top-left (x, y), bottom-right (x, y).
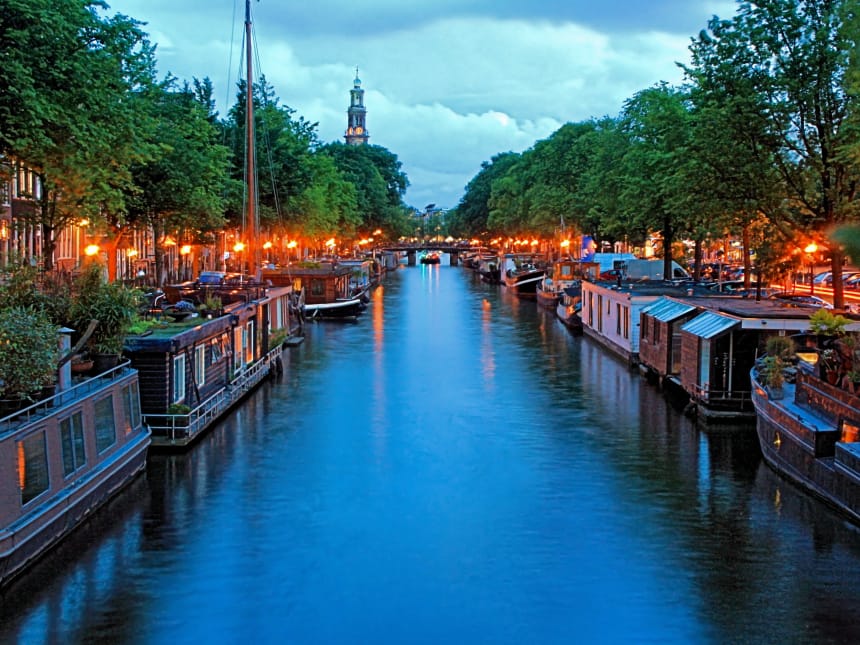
top-left (694, 1), bottom-right (858, 307)
top-left (0, 0), bottom-right (157, 269)
top-left (449, 152), bottom-right (520, 239)
top-left (124, 80), bottom-right (231, 284)
top-left (617, 84), bottom-right (694, 278)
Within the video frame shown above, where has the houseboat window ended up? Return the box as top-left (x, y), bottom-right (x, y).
top-left (60, 412), bottom-right (86, 476)
top-left (560, 265), bottom-right (572, 277)
top-left (122, 383), bottom-right (141, 434)
top-left (233, 327), bottom-right (244, 373)
top-left (597, 295), bottom-right (603, 332)
top-left (311, 278), bottom-right (325, 296)
top-left (18, 431), bottom-right (49, 505)
top-left (173, 354), bottom-right (186, 403)
top-left (94, 396), bottom-right (116, 453)
top-left (642, 317), bottom-right (649, 341)
top-left (195, 345), bottom-right (206, 387)
top-left (654, 320), bottom-right (661, 343)
top-left (616, 304), bottom-right (621, 335)
top-left (623, 306), bottom-right (630, 339)
top-left (587, 292), bottom-right (594, 327)
top-left (245, 321), bottom-right (255, 364)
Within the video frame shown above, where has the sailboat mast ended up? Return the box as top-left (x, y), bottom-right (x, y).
top-left (244, 0), bottom-right (259, 277)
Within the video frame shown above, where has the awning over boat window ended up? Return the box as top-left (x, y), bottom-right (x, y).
top-left (681, 311), bottom-right (740, 340)
top-left (641, 298), bottom-right (697, 323)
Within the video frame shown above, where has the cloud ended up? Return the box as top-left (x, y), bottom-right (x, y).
top-left (106, 0), bottom-right (735, 209)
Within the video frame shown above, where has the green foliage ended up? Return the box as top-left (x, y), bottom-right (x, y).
top-left (808, 308), bottom-right (850, 337)
top-left (759, 355), bottom-right (785, 389)
top-left (765, 335), bottom-right (795, 362)
top-left (0, 306), bottom-right (58, 400)
top-left (69, 264), bottom-right (142, 354)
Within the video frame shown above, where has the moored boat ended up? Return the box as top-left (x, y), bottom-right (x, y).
top-left (751, 351), bottom-right (860, 524)
top-left (0, 362), bottom-right (150, 588)
top-left (262, 262), bottom-right (365, 320)
top-left (537, 258), bottom-right (581, 309)
top-left (420, 252), bottom-right (441, 264)
top-left (501, 253), bottom-right (545, 297)
top-left (126, 280), bottom-right (300, 448)
top-left (556, 283), bottom-right (583, 333)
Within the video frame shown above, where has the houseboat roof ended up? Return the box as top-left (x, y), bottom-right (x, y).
top-left (125, 315), bottom-right (235, 353)
top-left (641, 298), bottom-right (697, 322)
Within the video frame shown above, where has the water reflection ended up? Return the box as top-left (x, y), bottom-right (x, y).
top-left (2, 262), bottom-right (860, 643)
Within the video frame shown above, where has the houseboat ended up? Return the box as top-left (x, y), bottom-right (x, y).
top-left (261, 262), bottom-right (365, 320)
top-left (125, 281), bottom-right (300, 449)
top-left (475, 253), bottom-right (502, 284)
top-left (501, 253), bottom-right (546, 297)
top-left (536, 258), bottom-right (581, 309)
top-left (639, 296), bottom-right (842, 421)
top-left (0, 362), bottom-right (150, 587)
top-left (751, 354), bottom-right (860, 525)
top-left (420, 252), bottom-right (441, 265)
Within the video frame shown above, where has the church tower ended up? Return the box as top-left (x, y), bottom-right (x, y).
top-left (345, 68), bottom-right (369, 145)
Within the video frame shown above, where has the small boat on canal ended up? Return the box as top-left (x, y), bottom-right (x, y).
top-left (420, 252), bottom-right (441, 265)
top-left (536, 258), bottom-right (581, 309)
top-left (502, 253), bottom-right (546, 297)
top-left (0, 362), bottom-right (150, 588)
top-left (750, 348), bottom-right (860, 525)
top-left (556, 283), bottom-right (583, 333)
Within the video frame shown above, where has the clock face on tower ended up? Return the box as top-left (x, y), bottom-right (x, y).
top-left (355, 127), bottom-right (363, 134)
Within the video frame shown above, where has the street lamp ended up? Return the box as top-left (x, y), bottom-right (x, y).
top-left (805, 242), bottom-right (818, 294)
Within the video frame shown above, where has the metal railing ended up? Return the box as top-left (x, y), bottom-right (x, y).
top-left (0, 361), bottom-right (135, 436)
top-left (145, 346), bottom-right (282, 443)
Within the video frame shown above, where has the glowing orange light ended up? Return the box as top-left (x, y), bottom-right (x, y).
top-left (325, 238), bottom-right (336, 248)
top-left (179, 244), bottom-right (191, 255)
top-left (126, 248), bottom-right (139, 257)
top-left (804, 243), bottom-right (818, 254)
top-left (287, 241), bottom-right (298, 249)
top-left (78, 218), bottom-right (90, 227)
top-left (560, 239), bottom-right (570, 248)
top-left (263, 241), bottom-right (273, 250)
top-left (373, 229), bottom-right (382, 236)
top-left (84, 244), bottom-right (100, 256)
top-left (18, 442), bottom-right (25, 490)
top-left (530, 239), bottom-right (539, 246)
top-left (233, 242), bottom-right (245, 253)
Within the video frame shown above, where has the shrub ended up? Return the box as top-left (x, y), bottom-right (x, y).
top-left (0, 307), bottom-right (58, 400)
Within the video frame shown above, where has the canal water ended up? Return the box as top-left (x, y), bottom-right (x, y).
top-left (3, 258), bottom-right (860, 644)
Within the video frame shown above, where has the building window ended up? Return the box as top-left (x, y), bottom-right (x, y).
top-left (616, 303), bottom-right (622, 335)
top-left (233, 327), bottom-right (244, 373)
top-left (60, 411), bottom-right (86, 476)
top-left (311, 279), bottom-right (324, 296)
top-left (173, 354), bottom-right (186, 403)
top-left (18, 431), bottom-right (49, 505)
top-left (194, 345), bottom-right (206, 387)
top-left (94, 396), bottom-right (116, 453)
top-left (122, 382), bottom-right (141, 435)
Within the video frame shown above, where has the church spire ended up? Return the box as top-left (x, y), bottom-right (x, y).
top-left (345, 67), bottom-right (369, 145)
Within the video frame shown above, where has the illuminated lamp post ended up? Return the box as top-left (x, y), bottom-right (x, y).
top-left (179, 244), bottom-right (191, 281)
top-left (233, 241), bottom-right (245, 274)
top-left (287, 240), bottom-right (297, 262)
top-left (263, 241), bottom-right (273, 266)
top-left (805, 242), bottom-right (818, 295)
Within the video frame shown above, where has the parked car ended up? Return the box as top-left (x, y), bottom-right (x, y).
top-left (769, 293), bottom-right (833, 309)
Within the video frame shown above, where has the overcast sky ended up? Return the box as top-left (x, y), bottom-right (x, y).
top-left (102, 0), bottom-right (737, 211)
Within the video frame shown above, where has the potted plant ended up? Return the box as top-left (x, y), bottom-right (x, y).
top-left (69, 264), bottom-right (142, 370)
top-left (0, 307), bottom-right (59, 410)
top-left (808, 308), bottom-right (849, 338)
top-left (759, 355), bottom-right (785, 399)
top-left (166, 402), bottom-right (191, 427)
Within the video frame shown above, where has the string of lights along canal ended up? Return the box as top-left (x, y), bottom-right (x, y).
top-left (2, 256), bottom-right (860, 644)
